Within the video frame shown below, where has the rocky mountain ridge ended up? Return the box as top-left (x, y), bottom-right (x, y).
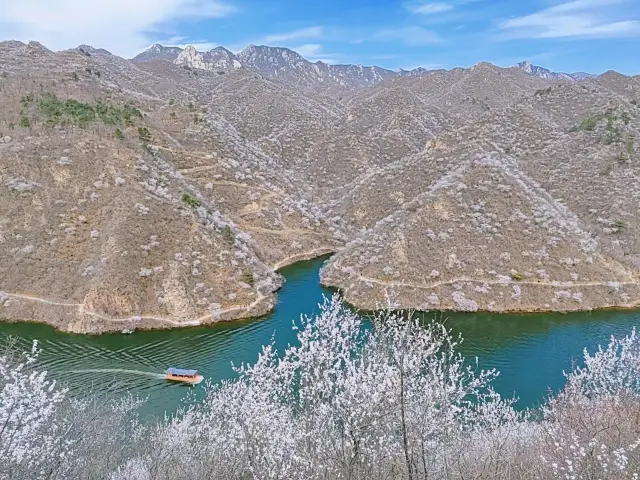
top-left (1, 39), bottom-right (639, 333)
top-left (132, 43), bottom-right (598, 91)
top-left (514, 61), bottom-right (596, 82)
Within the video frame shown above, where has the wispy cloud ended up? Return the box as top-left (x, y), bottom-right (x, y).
top-left (498, 0), bottom-right (640, 39)
top-left (263, 26), bottom-right (324, 44)
top-left (291, 43), bottom-right (339, 64)
top-left (155, 35), bottom-right (219, 52)
top-left (0, 0), bottom-right (235, 57)
top-left (369, 26), bottom-right (443, 46)
top-left (406, 2), bottom-right (454, 15)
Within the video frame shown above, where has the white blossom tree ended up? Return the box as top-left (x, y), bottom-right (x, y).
top-left (4, 296), bottom-right (640, 479)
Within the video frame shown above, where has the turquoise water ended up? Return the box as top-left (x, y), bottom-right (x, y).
top-left (1, 254), bottom-right (638, 416)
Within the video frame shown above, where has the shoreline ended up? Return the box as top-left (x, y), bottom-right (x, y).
top-left (3, 249), bottom-right (640, 334)
top-left (0, 249), bottom-right (337, 335)
top-left (320, 277), bottom-right (640, 315)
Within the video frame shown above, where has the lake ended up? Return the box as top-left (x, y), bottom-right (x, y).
top-left (1, 254), bottom-right (638, 417)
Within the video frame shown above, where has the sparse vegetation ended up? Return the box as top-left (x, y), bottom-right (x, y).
top-left (511, 272), bottom-right (525, 281)
top-left (617, 152), bottom-right (629, 165)
top-left (222, 225), bottom-right (235, 244)
top-left (614, 219), bottom-right (627, 232)
top-left (137, 126), bottom-right (151, 143)
top-left (114, 128), bottom-right (124, 139)
top-left (19, 93), bottom-right (143, 128)
top-left (181, 192), bottom-right (201, 208)
top-left (242, 270), bottom-right (255, 286)
top-left (534, 86), bottom-right (552, 96)
top-left (19, 114), bottom-right (30, 128)
top-left (570, 114), bottom-right (601, 132)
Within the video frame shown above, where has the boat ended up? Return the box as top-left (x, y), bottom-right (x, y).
top-left (165, 368), bottom-right (204, 385)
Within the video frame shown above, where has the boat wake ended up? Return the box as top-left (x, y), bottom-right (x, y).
top-left (68, 368), bottom-right (166, 379)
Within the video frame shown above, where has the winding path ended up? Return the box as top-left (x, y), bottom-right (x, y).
top-left (2, 292), bottom-right (269, 328)
top-left (347, 275), bottom-right (640, 291)
top-left (0, 248), bottom-right (335, 331)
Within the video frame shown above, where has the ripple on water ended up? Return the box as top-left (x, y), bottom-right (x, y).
top-left (1, 255), bottom-right (639, 415)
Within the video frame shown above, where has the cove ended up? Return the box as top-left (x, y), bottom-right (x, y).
top-left (1, 254), bottom-right (638, 417)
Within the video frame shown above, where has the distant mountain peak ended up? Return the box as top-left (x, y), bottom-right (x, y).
top-left (132, 42), bottom-right (424, 90)
top-left (174, 45), bottom-right (241, 71)
top-left (131, 44), bottom-right (184, 63)
top-left (77, 44), bottom-right (112, 56)
top-left (514, 60), bottom-right (594, 82)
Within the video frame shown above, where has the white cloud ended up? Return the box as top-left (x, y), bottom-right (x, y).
top-left (158, 36), bottom-right (219, 51)
top-left (262, 26), bottom-right (324, 45)
top-left (498, 0), bottom-right (640, 39)
top-left (0, 0), bottom-right (234, 57)
top-left (407, 2), bottom-right (454, 15)
top-left (371, 26), bottom-right (442, 46)
top-left (291, 43), bottom-right (338, 64)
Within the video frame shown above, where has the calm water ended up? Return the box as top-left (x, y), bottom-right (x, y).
top-left (1, 254), bottom-right (638, 416)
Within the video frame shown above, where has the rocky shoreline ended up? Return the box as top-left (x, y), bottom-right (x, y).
top-left (0, 250), bottom-right (337, 334)
top-left (3, 249), bottom-right (640, 334)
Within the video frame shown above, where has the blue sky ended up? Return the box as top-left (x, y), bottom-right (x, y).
top-left (1, 0), bottom-right (639, 73)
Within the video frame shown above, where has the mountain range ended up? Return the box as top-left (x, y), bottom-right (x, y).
top-left (131, 44), bottom-right (599, 92)
top-left (1, 39), bottom-right (639, 333)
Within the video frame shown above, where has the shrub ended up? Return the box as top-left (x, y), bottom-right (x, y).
top-left (19, 115), bottom-right (30, 128)
top-left (614, 219), bottom-right (627, 232)
top-left (617, 152), bottom-right (629, 165)
top-left (114, 128), bottom-right (124, 139)
top-left (222, 225), bottom-right (235, 244)
top-left (570, 115), bottom-right (600, 132)
top-left (181, 193), bottom-right (201, 208)
top-left (20, 93), bottom-right (143, 128)
top-left (243, 270), bottom-right (255, 286)
top-left (511, 272), bottom-right (525, 281)
top-left (137, 127), bottom-right (151, 143)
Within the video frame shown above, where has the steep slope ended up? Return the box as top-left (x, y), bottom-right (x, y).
top-left (0, 41), bottom-right (342, 332)
top-left (174, 46), bottom-right (241, 71)
top-left (321, 154), bottom-right (639, 312)
top-left (2, 39), bottom-right (640, 330)
top-left (131, 44), bottom-right (183, 63)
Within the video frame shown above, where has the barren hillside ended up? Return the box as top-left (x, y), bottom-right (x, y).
top-left (1, 40), bottom-right (639, 331)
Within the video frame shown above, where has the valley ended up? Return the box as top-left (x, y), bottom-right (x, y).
top-left (1, 40), bottom-right (639, 332)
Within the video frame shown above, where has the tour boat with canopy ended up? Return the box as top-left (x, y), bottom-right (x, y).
top-left (166, 368), bottom-right (204, 385)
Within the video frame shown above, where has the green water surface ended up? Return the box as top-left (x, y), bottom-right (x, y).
top-left (1, 255), bottom-right (638, 416)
